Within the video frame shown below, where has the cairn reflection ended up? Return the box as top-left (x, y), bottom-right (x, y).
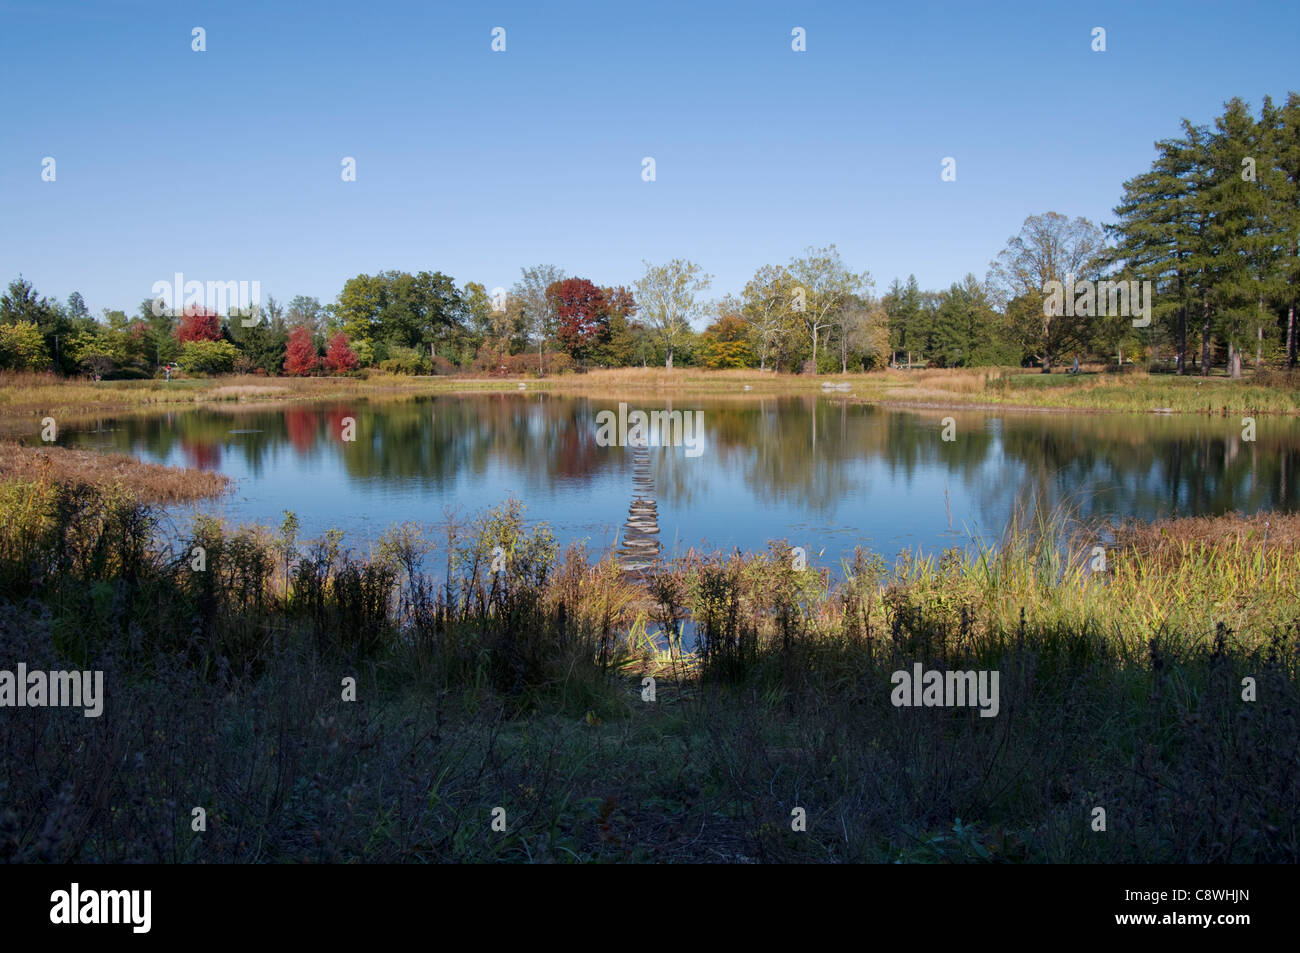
top-left (617, 438), bottom-right (662, 572)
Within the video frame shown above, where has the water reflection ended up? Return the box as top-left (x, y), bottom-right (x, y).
top-left (41, 394), bottom-right (1300, 566)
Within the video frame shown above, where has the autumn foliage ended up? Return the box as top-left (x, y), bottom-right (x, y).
top-left (283, 325), bottom-right (319, 376)
top-left (546, 278), bottom-right (609, 363)
top-left (176, 305), bottom-right (222, 343)
top-left (324, 332), bottom-right (359, 373)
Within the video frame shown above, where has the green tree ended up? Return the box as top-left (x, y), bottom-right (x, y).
top-left (787, 245), bottom-right (867, 372)
top-left (1, 277), bottom-right (72, 373)
top-left (68, 326), bottom-right (125, 377)
top-left (0, 320), bottom-right (52, 370)
top-left (634, 258), bottom-right (711, 370)
top-left (740, 264), bottom-right (799, 371)
top-left (334, 271), bottom-right (467, 365)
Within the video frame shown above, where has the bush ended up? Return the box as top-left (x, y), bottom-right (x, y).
top-left (378, 346), bottom-right (431, 375)
top-left (177, 339), bottom-right (240, 375)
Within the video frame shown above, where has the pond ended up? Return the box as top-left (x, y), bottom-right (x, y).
top-left (42, 393), bottom-right (1300, 570)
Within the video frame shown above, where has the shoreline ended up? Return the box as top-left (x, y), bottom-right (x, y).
top-left (1, 366), bottom-right (1297, 430)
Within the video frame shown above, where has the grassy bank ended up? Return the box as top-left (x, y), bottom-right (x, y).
top-left (0, 441), bottom-right (229, 504)
top-left (2, 366), bottom-right (1299, 434)
top-left (1, 465), bottom-right (1296, 863)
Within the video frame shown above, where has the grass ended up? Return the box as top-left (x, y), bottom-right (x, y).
top-left (0, 440), bottom-right (229, 504)
top-left (1, 465), bottom-right (1296, 863)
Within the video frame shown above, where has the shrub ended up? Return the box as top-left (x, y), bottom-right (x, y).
top-left (377, 345), bottom-right (430, 375)
top-left (178, 339), bottom-right (240, 375)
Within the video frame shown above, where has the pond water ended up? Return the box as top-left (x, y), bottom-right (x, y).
top-left (42, 393), bottom-right (1300, 569)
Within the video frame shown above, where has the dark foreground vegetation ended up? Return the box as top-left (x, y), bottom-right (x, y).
top-left (1, 469), bottom-right (1297, 863)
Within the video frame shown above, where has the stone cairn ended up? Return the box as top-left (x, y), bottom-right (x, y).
top-left (617, 438), bottom-right (662, 572)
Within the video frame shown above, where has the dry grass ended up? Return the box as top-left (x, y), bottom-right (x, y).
top-left (0, 441), bottom-right (229, 503)
top-left (1115, 511), bottom-right (1300, 557)
top-left (207, 384), bottom-right (291, 399)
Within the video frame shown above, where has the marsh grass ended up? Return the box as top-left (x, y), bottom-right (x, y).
top-left (0, 441), bottom-right (229, 504)
top-left (1, 477), bottom-right (1297, 863)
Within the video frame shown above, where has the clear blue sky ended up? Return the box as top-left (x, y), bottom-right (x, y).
top-left (2, 0), bottom-right (1296, 319)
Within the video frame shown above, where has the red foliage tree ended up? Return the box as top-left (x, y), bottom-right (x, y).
top-left (603, 285), bottom-right (637, 320)
top-left (283, 325), bottom-right (319, 376)
top-left (324, 332), bottom-right (359, 373)
top-left (176, 304), bottom-right (222, 343)
top-left (546, 278), bottom-right (608, 362)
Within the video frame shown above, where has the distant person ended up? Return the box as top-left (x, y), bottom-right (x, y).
top-left (1072, 356), bottom-right (1079, 374)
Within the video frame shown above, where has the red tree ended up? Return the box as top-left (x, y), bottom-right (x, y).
top-left (283, 325), bottom-right (319, 376)
top-left (546, 278), bottom-right (608, 362)
top-left (324, 332), bottom-right (359, 373)
top-left (176, 304), bottom-right (222, 343)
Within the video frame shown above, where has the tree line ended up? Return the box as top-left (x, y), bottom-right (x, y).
top-left (2, 92), bottom-right (1294, 379)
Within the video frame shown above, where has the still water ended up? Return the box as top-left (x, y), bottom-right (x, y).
top-left (48, 394), bottom-right (1300, 568)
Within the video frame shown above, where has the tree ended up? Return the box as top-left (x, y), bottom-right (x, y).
top-left (285, 295), bottom-right (325, 336)
top-left (1275, 93), bottom-right (1300, 367)
top-left (461, 281), bottom-right (493, 353)
top-left (1, 277), bottom-right (72, 373)
top-left (324, 332), bottom-right (359, 373)
top-left (512, 264), bottom-right (565, 374)
top-left (68, 326), bottom-right (125, 378)
top-left (283, 325), bottom-right (319, 376)
top-left (335, 271), bottom-right (466, 361)
top-left (988, 212), bottom-right (1107, 372)
top-left (228, 302), bottom-right (288, 374)
top-left (837, 298), bottom-right (891, 371)
top-left (176, 304), bottom-right (222, 343)
top-left (591, 286), bottom-right (640, 367)
top-left (0, 321), bottom-right (52, 370)
top-left (882, 275), bottom-right (930, 366)
top-left (787, 245), bottom-right (867, 372)
top-left (546, 277), bottom-right (608, 363)
top-left (740, 264), bottom-right (799, 371)
top-left (929, 275), bottom-right (1006, 367)
top-left (697, 312), bottom-right (756, 368)
top-left (634, 259), bottom-right (711, 369)
top-left (66, 292), bottom-right (91, 323)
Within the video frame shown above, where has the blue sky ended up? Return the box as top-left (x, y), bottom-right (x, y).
top-left (2, 0), bottom-right (1297, 320)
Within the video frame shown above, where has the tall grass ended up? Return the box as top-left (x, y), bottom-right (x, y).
top-left (1, 476), bottom-right (1296, 862)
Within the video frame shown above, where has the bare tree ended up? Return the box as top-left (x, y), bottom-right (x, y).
top-left (987, 211), bottom-right (1107, 372)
